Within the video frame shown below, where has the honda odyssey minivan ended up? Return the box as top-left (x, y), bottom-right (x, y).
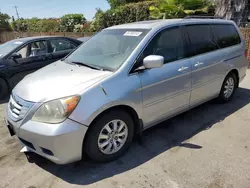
top-left (5, 18), bottom-right (248, 164)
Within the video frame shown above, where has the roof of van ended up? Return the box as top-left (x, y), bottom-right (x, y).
top-left (106, 19), bottom-right (234, 30)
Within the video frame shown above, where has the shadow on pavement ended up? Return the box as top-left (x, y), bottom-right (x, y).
top-left (0, 97), bottom-right (9, 105)
top-left (27, 87), bottom-right (250, 185)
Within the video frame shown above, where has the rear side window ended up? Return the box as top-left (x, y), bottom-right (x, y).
top-left (49, 39), bottom-right (76, 53)
top-left (212, 24), bottom-right (241, 48)
top-left (186, 25), bottom-right (218, 56)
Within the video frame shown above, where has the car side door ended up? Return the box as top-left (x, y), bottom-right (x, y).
top-left (184, 24), bottom-right (225, 107)
top-left (7, 40), bottom-right (51, 87)
top-left (136, 26), bottom-right (192, 127)
top-left (47, 38), bottom-right (78, 62)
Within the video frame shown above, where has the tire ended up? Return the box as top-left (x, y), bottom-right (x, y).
top-left (0, 78), bottom-right (9, 100)
top-left (217, 73), bottom-right (237, 103)
top-left (84, 110), bottom-right (134, 162)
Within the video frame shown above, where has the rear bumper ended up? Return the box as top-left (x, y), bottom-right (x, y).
top-left (5, 109), bottom-right (88, 164)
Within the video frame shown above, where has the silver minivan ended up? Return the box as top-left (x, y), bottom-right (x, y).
top-left (5, 18), bottom-right (248, 164)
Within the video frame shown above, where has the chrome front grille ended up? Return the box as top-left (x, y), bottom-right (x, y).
top-left (8, 94), bottom-right (34, 122)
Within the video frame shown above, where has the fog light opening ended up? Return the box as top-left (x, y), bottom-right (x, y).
top-left (41, 147), bottom-right (54, 156)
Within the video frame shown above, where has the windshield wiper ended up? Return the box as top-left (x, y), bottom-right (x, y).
top-left (68, 61), bottom-right (113, 72)
top-left (71, 61), bottom-right (101, 70)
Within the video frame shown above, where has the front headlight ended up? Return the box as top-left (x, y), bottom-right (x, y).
top-left (32, 95), bottom-right (80, 124)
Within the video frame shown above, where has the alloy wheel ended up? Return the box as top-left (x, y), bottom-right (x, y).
top-left (98, 119), bottom-right (128, 155)
top-left (223, 77), bottom-right (235, 99)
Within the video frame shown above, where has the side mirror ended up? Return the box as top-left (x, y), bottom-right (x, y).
top-left (10, 52), bottom-right (22, 59)
top-left (143, 55), bottom-right (164, 69)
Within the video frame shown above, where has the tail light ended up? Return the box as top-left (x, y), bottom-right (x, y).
top-left (245, 49), bottom-right (248, 58)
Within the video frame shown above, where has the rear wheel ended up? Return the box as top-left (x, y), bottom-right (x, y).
top-left (84, 110), bottom-right (134, 162)
top-left (218, 73), bottom-right (237, 103)
top-left (0, 78), bottom-right (9, 100)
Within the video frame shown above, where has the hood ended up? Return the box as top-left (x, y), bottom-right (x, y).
top-left (13, 60), bottom-right (112, 102)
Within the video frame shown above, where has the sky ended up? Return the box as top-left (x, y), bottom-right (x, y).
top-left (1, 0), bottom-right (110, 20)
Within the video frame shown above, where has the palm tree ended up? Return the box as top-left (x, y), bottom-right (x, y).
top-left (149, 0), bottom-right (214, 19)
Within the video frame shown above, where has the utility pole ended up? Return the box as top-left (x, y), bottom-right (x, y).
top-left (14, 6), bottom-right (20, 20)
top-left (13, 5), bottom-right (20, 37)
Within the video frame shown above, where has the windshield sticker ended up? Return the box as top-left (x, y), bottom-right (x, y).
top-left (124, 31), bottom-right (142, 37)
top-left (14, 41), bottom-right (23, 45)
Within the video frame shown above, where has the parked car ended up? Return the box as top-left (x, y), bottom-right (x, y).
top-left (77, 36), bottom-right (91, 43)
top-left (5, 18), bottom-right (248, 164)
top-left (0, 36), bottom-right (82, 98)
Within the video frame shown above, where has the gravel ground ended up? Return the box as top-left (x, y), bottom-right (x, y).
top-left (0, 70), bottom-right (250, 188)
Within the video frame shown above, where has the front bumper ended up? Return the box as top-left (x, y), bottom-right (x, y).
top-left (239, 73), bottom-right (246, 83)
top-left (5, 105), bottom-right (88, 164)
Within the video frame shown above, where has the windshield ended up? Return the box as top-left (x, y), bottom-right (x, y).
top-left (66, 29), bottom-right (150, 71)
top-left (0, 40), bottom-right (23, 58)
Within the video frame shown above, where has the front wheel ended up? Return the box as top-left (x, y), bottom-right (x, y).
top-left (84, 110), bottom-right (134, 162)
top-left (218, 73), bottom-right (237, 103)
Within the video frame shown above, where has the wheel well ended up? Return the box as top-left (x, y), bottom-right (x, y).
top-left (229, 69), bottom-right (239, 87)
top-left (81, 105), bottom-right (142, 158)
top-left (92, 105), bottom-right (141, 135)
top-left (84, 105), bottom-right (141, 140)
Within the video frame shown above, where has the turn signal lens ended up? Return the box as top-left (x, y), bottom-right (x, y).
top-left (32, 95), bottom-right (80, 124)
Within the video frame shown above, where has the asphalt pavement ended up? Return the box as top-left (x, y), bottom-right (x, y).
top-left (0, 70), bottom-right (250, 188)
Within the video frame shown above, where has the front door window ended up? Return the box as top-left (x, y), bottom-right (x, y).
top-left (16, 41), bottom-right (48, 60)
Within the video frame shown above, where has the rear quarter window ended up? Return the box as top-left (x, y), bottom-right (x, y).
top-left (211, 24), bottom-right (241, 48)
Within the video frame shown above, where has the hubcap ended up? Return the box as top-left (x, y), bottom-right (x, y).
top-left (224, 77), bottom-right (234, 99)
top-left (98, 119), bottom-right (128, 155)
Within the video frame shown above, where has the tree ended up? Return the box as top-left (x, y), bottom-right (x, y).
top-left (215, 0), bottom-right (249, 27)
top-left (107, 0), bottom-right (147, 8)
top-left (0, 12), bottom-right (11, 31)
top-left (149, 0), bottom-right (184, 19)
top-left (149, 0), bottom-right (214, 19)
top-left (89, 8), bottom-right (106, 31)
top-left (107, 0), bottom-right (123, 8)
top-left (60, 14), bottom-right (86, 32)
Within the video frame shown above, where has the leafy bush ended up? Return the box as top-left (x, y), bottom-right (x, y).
top-left (60, 14), bottom-right (86, 32)
top-left (11, 14), bottom-right (87, 33)
top-left (12, 18), bottom-right (60, 32)
top-left (11, 18), bottom-right (28, 32)
top-left (90, 1), bottom-right (156, 31)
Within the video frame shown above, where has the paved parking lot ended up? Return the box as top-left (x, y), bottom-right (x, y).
top-left (0, 70), bottom-right (250, 188)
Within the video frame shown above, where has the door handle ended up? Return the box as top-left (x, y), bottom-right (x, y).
top-left (194, 62), bottom-right (204, 67)
top-left (178, 66), bottom-right (189, 72)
